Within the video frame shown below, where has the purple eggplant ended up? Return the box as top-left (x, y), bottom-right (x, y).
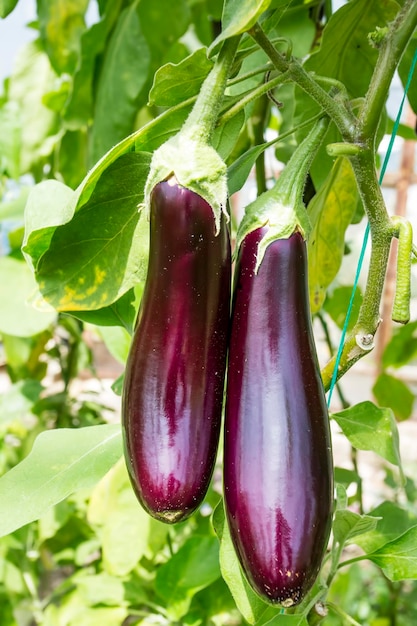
top-left (224, 227), bottom-right (333, 606)
top-left (122, 179), bottom-right (231, 523)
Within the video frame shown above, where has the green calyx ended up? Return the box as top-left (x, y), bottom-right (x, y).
top-left (236, 116), bottom-right (330, 272)
top-left (142, 36), bottom-right (240, 234)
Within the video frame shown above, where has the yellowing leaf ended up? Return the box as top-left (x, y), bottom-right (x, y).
top-left (308, 157), bottom-right (358, 313)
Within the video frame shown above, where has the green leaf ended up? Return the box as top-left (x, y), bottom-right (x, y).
top-left (332, 401), bottom-right (402, 468)
top-left (333, 510), bottom-right (380, 546)
top-left (212, 502), bottom-right (275, 625)
top-left (97, 325), bottom-right (132, 365)
top-left (0, 380), bottom-right (43, 425)
top-left (0, 0), bottom-right (18, 18)
top-left (0, 101), bottom-right (21, 178)
top-left (295, 0), bottom-right (399, 186)
top-left (323, 285), bottom-right (363, 332)
top-left (0, 424), bottom-right (122, 537)
top-left (155, 536), bottom-right (221, 620)
top-left (209, 0), bottom-right (276, 54)
top-left (308, 158), bottom-right (359, 313)
top-left (148, 48), bottom-right (213, 107)
top-left (354, 501), bottom-right (417, 553)
top-left (34, 153), bottom-right (151, 311)
top-left (8, 40), bottom-right (60, 173)
top-left (64, 0), bottom-right (124, 128)
top-left (0, 257), bottom-right (56, 337)
top-left (367, 526), bottom-right (417, 582)
top-left (91, 2), bottom-right (151, 161)
top-left (372, 372), bottom-right (414, 422)
top-left (68, 288), bottom-right (139, 334)
top-left (263, 616), bottom-right (309, 626)
top-left (22, 179), bottom-right (75, 270)
top-left (228, 140), bottom-right (273, 196)
top-left (213, 109), bottom-right (245, 160)
top-left (382, 320), bottom-right (417, 369)
top-left (37, 0), bottom-right (88, 74)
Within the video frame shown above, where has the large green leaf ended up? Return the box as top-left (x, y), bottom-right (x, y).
top-left (33, 152), bottom-right (151, 311)
top-left (307, 157), bottom-right (359, 313)
top-left (0, 257), bottom-right (56, 337)
top-left (398, 33), bottom-right (417, 115)
top-left (332, 401), bottom-right (402, 469)
top-left (148, 47), bottom-right (213, 107)
top-left (212, 502), bottom-right (276, 625)
top-left (37, 0), bottom-right (88, 74)
top-left (333, 510), bottom-right (380, 546)
top-left (367, 526), bottom-right (417, 582)
top-left (91, 2), bottom-right (151, 161)
top-left (0, 424), bottom-right (122, 537)
top-left (155, 536), bottom-right (221, 620)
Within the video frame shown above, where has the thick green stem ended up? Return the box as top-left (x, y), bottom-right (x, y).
top-left (183, 36), bottom-right (240, 143)
top-left (249, 23), bottom-right (356, 139)
top-left (357, 0), bottom-right (417, 141)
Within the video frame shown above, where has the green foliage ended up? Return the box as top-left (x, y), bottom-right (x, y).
top-left (0, 0), bottom-right (417, 624)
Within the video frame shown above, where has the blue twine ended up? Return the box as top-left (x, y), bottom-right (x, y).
top-left (327, 47), bottom-right (417, 407)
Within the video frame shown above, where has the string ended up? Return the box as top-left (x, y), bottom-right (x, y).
top-left (327, 48), bottom-right (417, 407)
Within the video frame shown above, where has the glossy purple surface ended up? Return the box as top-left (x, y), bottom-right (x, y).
top-left (122, 181), bottom-right (231, 523)
top-left (224, 228), bottom-right (333, 605)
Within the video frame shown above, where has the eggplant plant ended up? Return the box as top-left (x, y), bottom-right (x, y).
top-left (0, 1), bottom-right (416, 625)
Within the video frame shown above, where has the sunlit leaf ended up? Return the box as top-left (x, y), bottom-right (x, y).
top-left (332, 401), bottom-right (402, 468)
top-left (148, 48), bottom-right (213, 107)
top-left (354, 501), bottom-right (417, 553)
top-left (0, 424), bottom-right (122, 537)
top-left (0, 257), bottom-right (56, 337)
top-left (333, 510), bottom-right (380, 546)
top-left (368, 526), bottom-right (417, 582)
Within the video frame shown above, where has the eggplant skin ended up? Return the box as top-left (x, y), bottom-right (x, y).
top-left (122, 180), bottom-right (231, 524)
top-left (224, 227), bottom-right (333, 606)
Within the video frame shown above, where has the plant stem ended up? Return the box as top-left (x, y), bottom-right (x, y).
top-left (183, 36), bottom-right (240, 143)
top-left (327, 602), bottom-right (363, 626)
top-left (357, 0), bottom-right (417, 141)
top-left (217, 72), bottom-right (289, 127)
top-left (249, 23), bottom-right (356, 139)
top-left (251, 95), bottom-right (269, 195)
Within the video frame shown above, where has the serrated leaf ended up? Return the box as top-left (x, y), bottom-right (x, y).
top-left (354, 501), bottom-right (417, 554)
top-left (148, 48), bottom-right (213, 107)
top-left (338, 404), bottom-right (400, 468)
top-left (34, 152), bottom-right (151, 311)
top-left (372, 372), bottom-right (414, 422)
top-left (308, 158), bottom-right (359, 313)
top-left (0, 257), bottom-right (56, 337)
top-left (333, 510), bottom-right (380, 546)
top-left (212, 502), bottom-right (275, 625)
top-left (368, 526), bottom-right (417, 582)
top-left (332, 401), bottom-right (402, 468)
top-left (155, 536), bottom-right (221, 620)
top-left (0, 424), bottom-right (122, 537)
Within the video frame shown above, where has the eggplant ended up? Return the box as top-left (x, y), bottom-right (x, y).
top-left (122, 179), bottom-right (231, 523)
top-left (224, 227), bottom-right (333, 606)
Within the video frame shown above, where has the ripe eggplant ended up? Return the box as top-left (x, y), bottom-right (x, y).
top-left (224, 227), bottom-right (333, 606)
top-left (122, 179), bottom-right (231, 523)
